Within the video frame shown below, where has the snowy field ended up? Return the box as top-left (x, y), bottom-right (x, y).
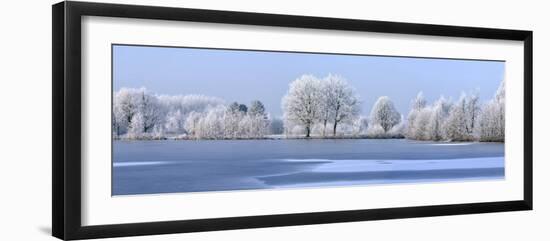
top-left (112, 139), bottom-right (504, 195)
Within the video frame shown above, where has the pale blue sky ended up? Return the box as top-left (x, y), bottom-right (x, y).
top-left (113, 45), bottom-right (504, 117)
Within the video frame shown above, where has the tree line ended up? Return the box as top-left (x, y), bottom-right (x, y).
top-left (113, 75), bottom-right (504, 142)
top-left (282, 74), bottom-right (360, 137)
top-left (113, 88), bottom-right (270, 139)
top-left (281, 74), bottom-right (504, 142)
top-left (404, 81), bottom-right (504, 142)
top-left (281, 74), bottom-right (404, 138)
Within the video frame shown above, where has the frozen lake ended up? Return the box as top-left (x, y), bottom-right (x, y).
top-left (112, 139), bottom-right (504, 195)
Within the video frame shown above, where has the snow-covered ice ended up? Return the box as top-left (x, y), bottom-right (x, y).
top-left (113, 161), bottom-right (170, 167)
top-left (112, 139), bottom-right (504, 195)
top-left (284, 157), bottom-right (503, 173)
top-left (428, 142), bottom-right (474, 146)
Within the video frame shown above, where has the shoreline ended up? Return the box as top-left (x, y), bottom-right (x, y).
top-left (113, 135), bottom-right (503, 143)
top-left (113, 135), bottom-right (404, 141)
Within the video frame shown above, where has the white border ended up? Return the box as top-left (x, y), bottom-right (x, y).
top-left (82, 16), bottom-right (524, 226)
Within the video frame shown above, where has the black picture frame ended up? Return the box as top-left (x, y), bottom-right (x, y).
top-left (52, 1), bottom-right (533, 240)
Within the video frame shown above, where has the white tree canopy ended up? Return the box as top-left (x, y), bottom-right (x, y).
top-left (477, 81), bottom-right (505, 142)
top-left (321, 74), bottom-right (360, 136)
top-left (406, 92), bottom-right (427, 139)
top-left (369, 96), bottom-right (401, 133)
top-left (113, 87), bottom-right (164, 139)
top-left (282, 75), bottom-right (322, 137)
top-left (282, 74), bottom-right (360, 137)
top-left (426, 96), bottom-right (453, 140)
top-left (249, 100), bottom-right (267, 117)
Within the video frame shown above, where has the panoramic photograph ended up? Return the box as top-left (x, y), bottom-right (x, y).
top-left (112, 44), bottom-right (505, 196)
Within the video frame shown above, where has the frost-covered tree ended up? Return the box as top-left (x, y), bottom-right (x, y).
top-left (426, 97), bottom-right (452, 140)
top-left (113, 88), bottom-right (164, 139)
top-left (443, 93), bottom-right (473, 141)
top-left (223, 101), bottom-right (255, 138)
top-left (321, 74), bottom-right (360, 136)
top-left (157, 94), bottom-right (225, 136)
top-left (242, 115), bottom-right (267, 138)
top-left (183, 111), bottom-right (203, 137)
top-left (183, 107), bottom-right (225, 139)
top-left (113, 88), bottom-right (142, 136)
top-left (406, 92), bottom-right (427, 139)
top-left (282, 74), bottom-right (360, 137)
top-left (495, 80), bottom-right (505, 100)
top-left (465, 91), bottom-right (480, 135)
top-left (113, 105), bottom-right (125, 138)
top-left (249, 100), bottom-right (267, 118)
top-left (282, 75), bottom-right (322, 137)
top-left (411, 92), bottom-right (428, 110)
top-left (350, 116), bottom-right (369, 136)
top-left (164, 109), bottom-right (185, 134)
top-left (128, 112), bottom-right (145, 138)
top-left (195, 106), bottom-right (226, 139)
top-left (369, 96), bottom-right (401, 133)
top-left (388, 115), bottom-right (406, 137)
top-left (407, 96), bottom-right (454, 141)
top-left (477, 81), bottom-right (505, 142)
top-left (317, 79), bottom-right (333, 136)
top-left (246, 101), bottom-right (269, 138)
top-left (136, 90), bottom-right (164, 133)
top-left (413, 107), bottom-right (433, 140)
top-left (224, 103), bottom-right (241, 138)
top-left (228, 102), bottom-right (240, 113)
top-left (442, 91), bottom-right (480, 141)
top-left (152, 124), bottom-right (165, 140)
